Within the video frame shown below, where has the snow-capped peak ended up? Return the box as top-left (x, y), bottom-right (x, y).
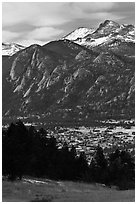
top-left (62, 27), bottom-right (95, 41)
top-left (94, 20), bottom-right (120, 35)
top-left (2, 42), bottom-right (25, 56)
top-left (102, 20), bottom-right (120, 27)
top-left (62, 20), bottom-right (135, 48)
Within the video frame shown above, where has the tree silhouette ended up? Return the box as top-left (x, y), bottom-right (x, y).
top-left (108, 149), bottom-right (135, 187)
top-left (94, 145), bottom-right (107, 169)
top-left (76, 152), bottom-right (88, 180)
top-left (3, 121), bottom-right (29, 180)
top-left (90, 145), bottom-right (108, 183)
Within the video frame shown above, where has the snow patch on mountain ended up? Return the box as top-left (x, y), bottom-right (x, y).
top-left (63, 27), bottom-right (95, 41)
top-left (79, 36), bottom-right (110, 47)
top-left (2, 43), bottom-right (25, 56)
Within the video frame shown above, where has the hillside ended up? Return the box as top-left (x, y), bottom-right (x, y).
top-left (3, 178), bottom-right (135, 202)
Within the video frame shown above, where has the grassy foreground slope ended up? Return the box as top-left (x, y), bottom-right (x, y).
top-left (3, 178), bottom-right (135, 202)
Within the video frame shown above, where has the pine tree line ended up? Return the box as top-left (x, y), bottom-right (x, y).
top-left (2, 121), bottom-right (135, 189)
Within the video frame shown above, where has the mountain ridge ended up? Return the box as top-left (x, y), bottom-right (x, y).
top-left (2, 20), bottom-right (135, 123)
top-left (62, 20), bottom-right (135, 49)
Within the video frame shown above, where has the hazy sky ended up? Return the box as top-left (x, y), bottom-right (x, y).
top-left (2, 2), bottom-right (135, 46)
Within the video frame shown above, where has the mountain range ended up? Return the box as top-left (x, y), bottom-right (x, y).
top-left (2, 20), bottom-right (135, 124)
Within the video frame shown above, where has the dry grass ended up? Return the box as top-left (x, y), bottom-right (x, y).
top-left (2, 178), bottom-right (135, 202)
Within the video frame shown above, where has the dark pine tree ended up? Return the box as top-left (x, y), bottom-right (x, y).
top-left (2, 121), bottom-right (29, 180)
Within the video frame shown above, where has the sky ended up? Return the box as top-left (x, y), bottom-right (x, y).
top-left (2, 2), bottom-right (135, 47)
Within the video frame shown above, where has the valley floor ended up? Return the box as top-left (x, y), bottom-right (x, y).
top-left (2, 178), bottom-right (135, 202)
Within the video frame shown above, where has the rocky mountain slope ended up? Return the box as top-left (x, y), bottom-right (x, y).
top-left (2, 20), bottom-right (135, 123)
top-left (2, 43), bottom-right (25, 56)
